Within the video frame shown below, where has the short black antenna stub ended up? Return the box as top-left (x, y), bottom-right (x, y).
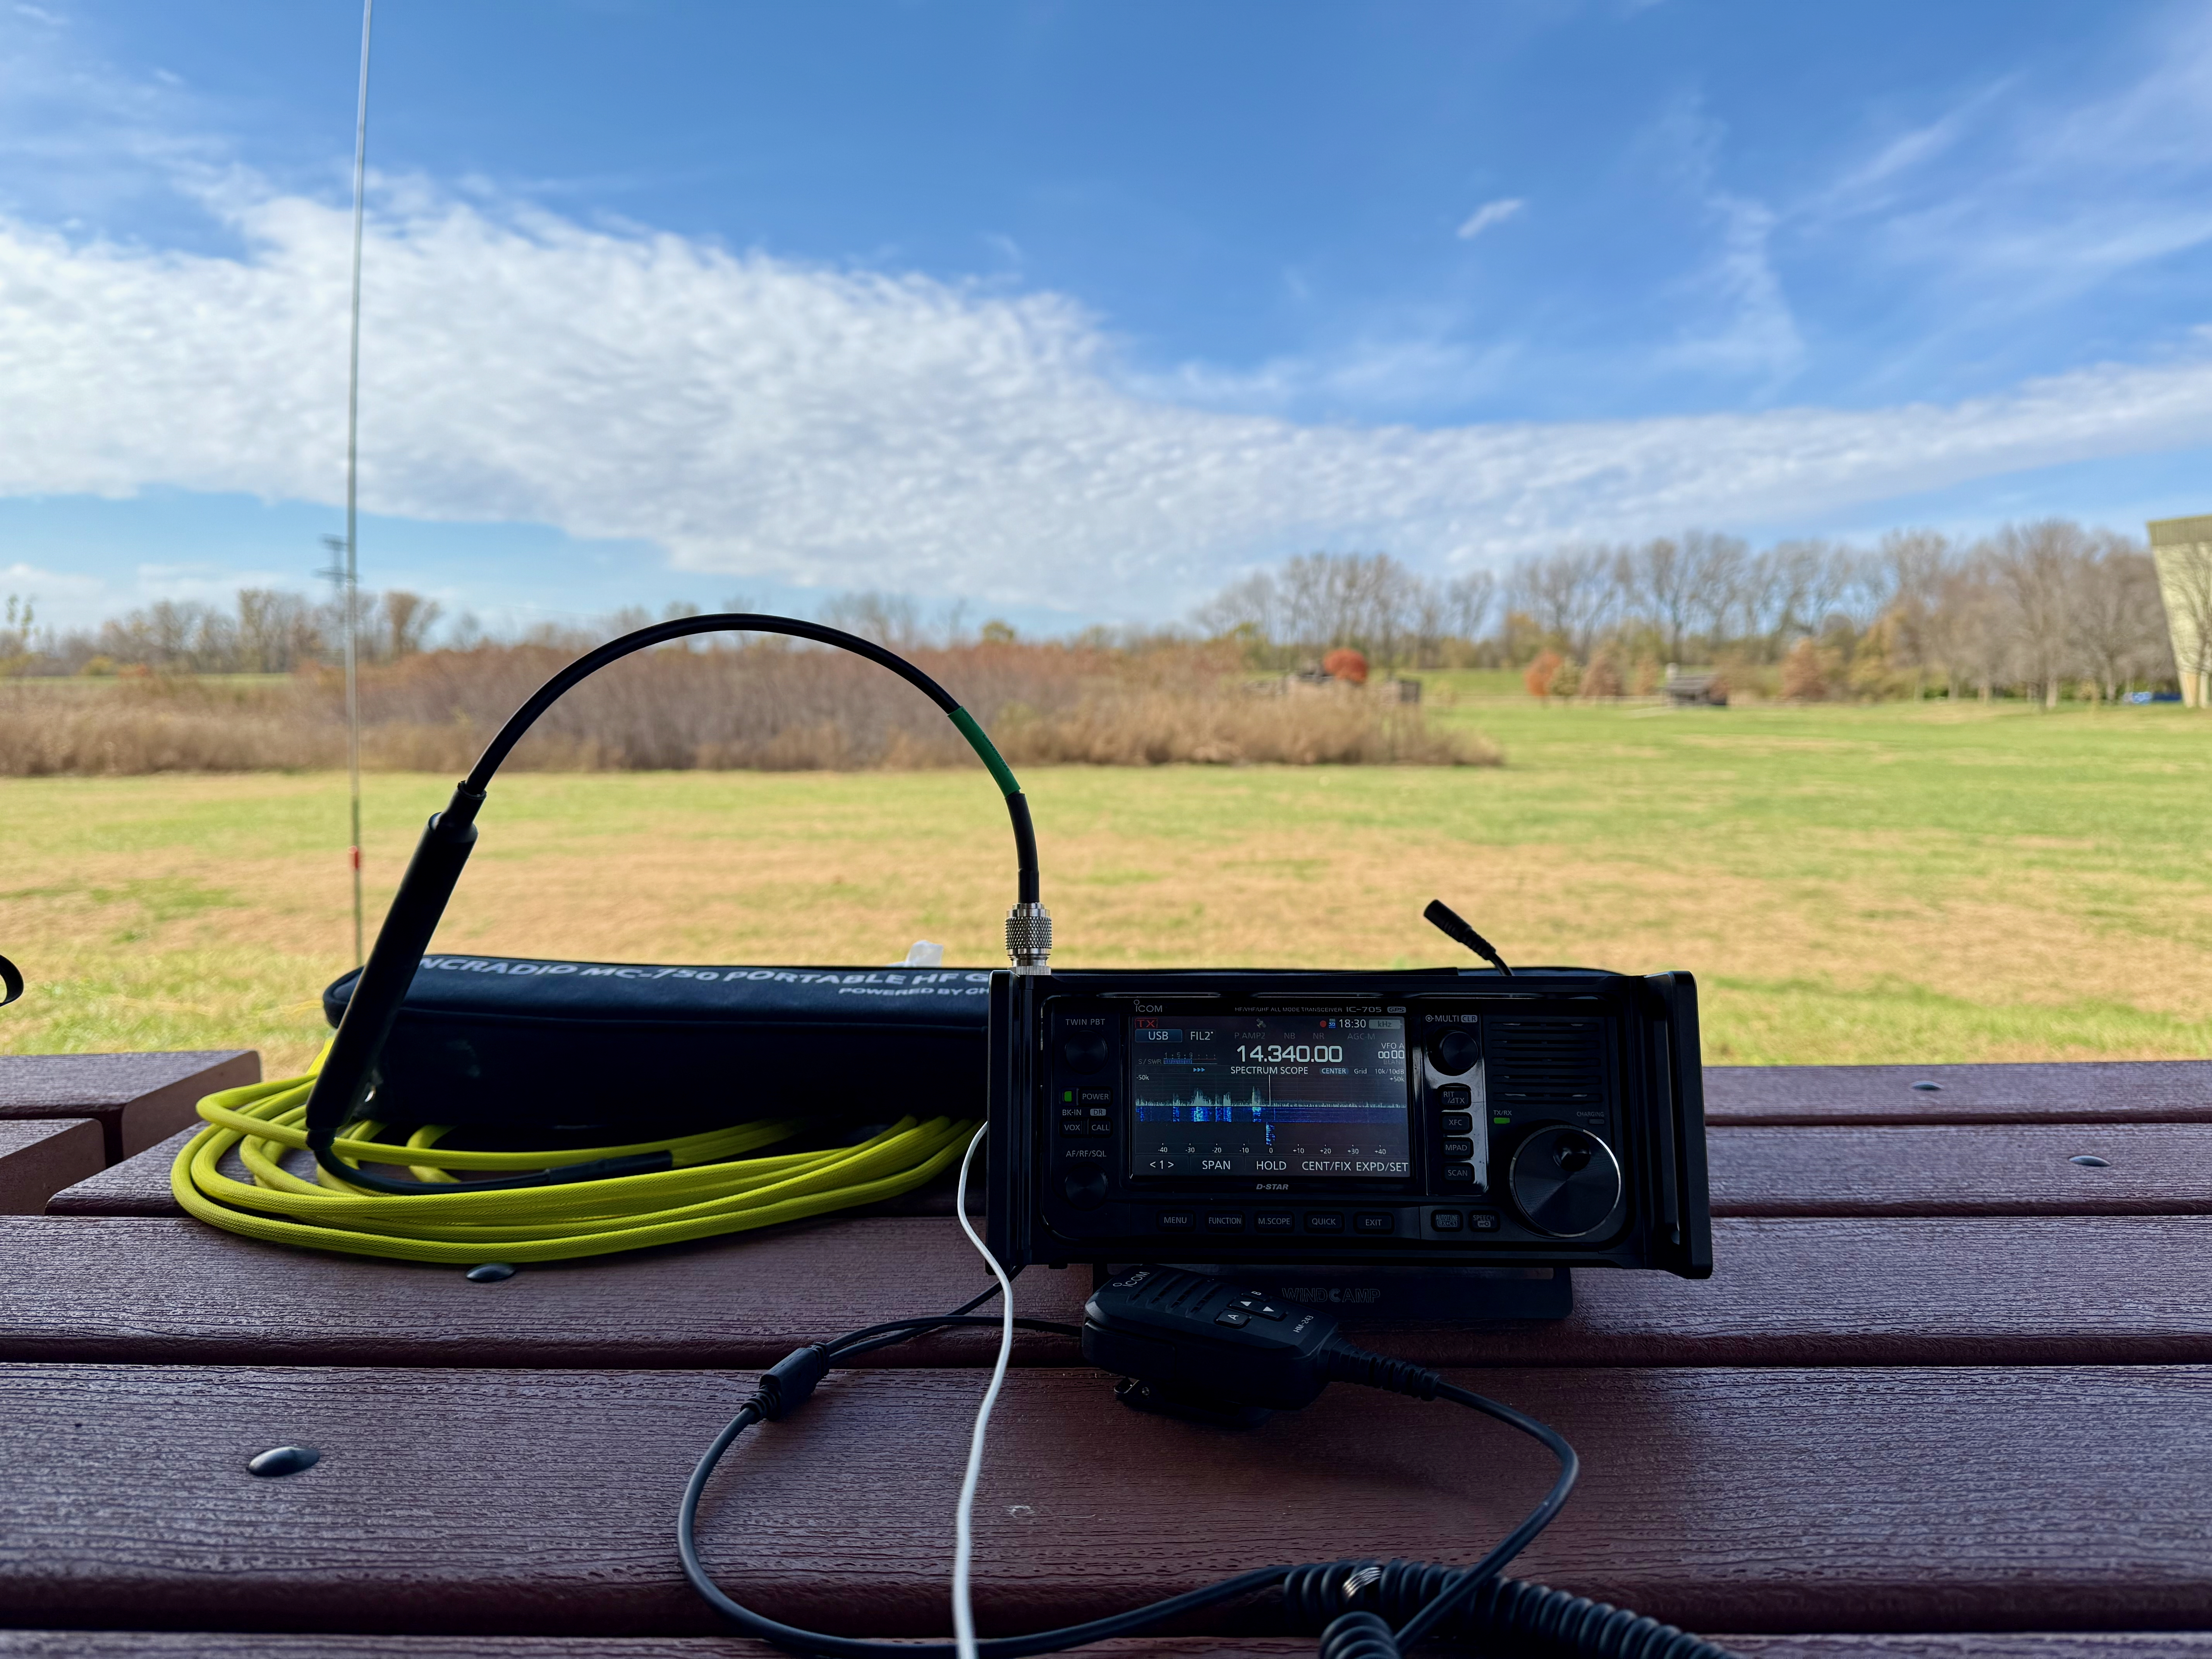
top-left (1424, 900), bottom-right (1512, 975)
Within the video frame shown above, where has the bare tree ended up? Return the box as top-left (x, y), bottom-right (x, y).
top-left (1986, 520), bottom-right (2090, 708)
top-left (1510, 545), bottom-right (1618, 659)
top-left (1620, 536), bottom-right (1695, 660)
top-left (2069, 534), bottom-right (2170, 701)
top-left (1878, 530), bottom-right (1953, 696)
top-left (1681, 529), bottom-right (1750, 649)
top-left (821, 591), bottom-right (927, 652)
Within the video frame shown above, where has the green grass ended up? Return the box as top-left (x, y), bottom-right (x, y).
top-left (3, 697), bottom-right (2207, 1073)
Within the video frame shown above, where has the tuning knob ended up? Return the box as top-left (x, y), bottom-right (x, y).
top-left (1507, 1126), bottom-right (1623, 1238)
top-left (1426, 1028), bottom-right (1481, 1076)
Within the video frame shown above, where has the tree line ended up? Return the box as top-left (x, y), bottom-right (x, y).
top-left (3, 514), bottom-right (2191, 705)
top-left (1196, 521), bottom-right (2184, 703)
top-left (4, 589), bottom-right (446, 676)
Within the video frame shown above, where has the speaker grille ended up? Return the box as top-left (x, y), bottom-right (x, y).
top-left (1487, 1018), bottom-right (1606, 1108)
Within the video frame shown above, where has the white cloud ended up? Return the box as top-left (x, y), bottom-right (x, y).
top-left (2, 179), bottom-right (2211, 620)
top-left (1455, 198), bottom-right (1525, 241)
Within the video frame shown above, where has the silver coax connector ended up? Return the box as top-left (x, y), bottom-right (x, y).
top-left (1005, 902), bottom-right (1053, 975)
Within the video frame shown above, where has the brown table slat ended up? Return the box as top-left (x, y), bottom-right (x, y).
top-left (1707, 1123), bottom-right (2212, 1216)
top-left (0, 1362), bottom-right (2207, 1636)
top-left (1706, 1062), bottom-right (2212, 1125)
top-left (56, 1118), bottom-right (2209, 1223)
top-left (5, 1637), bottom-right (2208, 1657)
top-left (2, 1212), bottom-right (2209, 1370)
top-left (0, 1053), bottom-right (260, 1163)
top-left (0, 1121), bottom-right (102, 1216)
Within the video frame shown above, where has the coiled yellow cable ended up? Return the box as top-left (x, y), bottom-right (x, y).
top-left (172, 1060), bottom-right (977, 1264)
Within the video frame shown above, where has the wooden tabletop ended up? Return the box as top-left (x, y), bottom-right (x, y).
top-left (6, 1057), bottom-right (2211, 1655)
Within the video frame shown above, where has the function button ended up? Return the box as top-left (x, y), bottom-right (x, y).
top-left (1468, 1209), bottom-right (1502, 1231)
top-left (1353, 1211), bottom-right (1396, 1235)
top-left (1441, 1136), bottom-right (1474, 1159)
top-left (1429, 1209), bottom-right (1465, 1233)
top-left (1441, 1163), bottom-right (1477, 1186)
top-left (1061, 1170), bottom-right (1108, 1209)
top-left (1061, 1032), bottom-right (1109, 1074)
top-left (1440, 1113), bottom-right (1474, 1135)
top-left (1254, 1212), bottom-right (1295, 1231)
top-left (1204, 1212), bottom-right (1246, 1232)
top-left (1304, 1211), bottom-right (1346, 1233)
top-left (1215, 1309), bottom-right (1251, 1328)
top-left (1077, 1088), bottom-right (1115, 1105)
top-left (1434, 1082), bottom-right (1473, 1108)
top-left (1156, 1210), bottom-right (1196, 1231)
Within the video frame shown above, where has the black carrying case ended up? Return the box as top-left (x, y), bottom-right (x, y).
top-left (323, 954), bottom-right (990, 1129)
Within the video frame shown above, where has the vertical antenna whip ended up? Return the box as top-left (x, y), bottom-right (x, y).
top-left (341, 0), bottom-right (374, 969)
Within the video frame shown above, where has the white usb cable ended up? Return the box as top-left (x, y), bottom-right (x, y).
top-left (952, 1123), bottom-right (1015, 1659)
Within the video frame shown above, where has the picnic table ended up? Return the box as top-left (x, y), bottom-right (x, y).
top-left (1, 1049), bottom-right (2210, 1656)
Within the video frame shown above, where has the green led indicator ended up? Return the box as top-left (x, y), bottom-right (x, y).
top-left (1492, 1115), bottom-right (1512, 1125)
top-left (1063, 1090), bottom-right (1073, 1102)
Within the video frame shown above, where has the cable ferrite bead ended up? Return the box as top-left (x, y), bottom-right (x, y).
top-left (750, 1345), bottom-right (830, 1422)
top-left (1316, 1611), bottom-right (1399, 1659)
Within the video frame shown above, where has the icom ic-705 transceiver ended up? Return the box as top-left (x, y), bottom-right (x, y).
top-left (986, 968), bottom-right (1711, 1278)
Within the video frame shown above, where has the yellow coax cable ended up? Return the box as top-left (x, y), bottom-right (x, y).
top-left (173, 1060), bottom-right (978, 1264)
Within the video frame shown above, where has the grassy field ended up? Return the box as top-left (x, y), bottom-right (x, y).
top-left (3, 697), bottom-right (2207, 1075)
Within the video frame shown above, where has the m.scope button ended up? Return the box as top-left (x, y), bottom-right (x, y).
top-left (1061, 1170), bottom-right (1109, 1209)
top-left (1303, 1211), bottom-right (1345, 1233)
top-left (1353, 1211), bottom-right (1395, 1235)
top-left (1254, 1211), bottom-right (1295, 1231)
top-left (1060, 1033), bottom-right (1110, 1074)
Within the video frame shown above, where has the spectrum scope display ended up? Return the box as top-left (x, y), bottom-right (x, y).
top-left (1129, 1012), bottom-right (1412, 1180)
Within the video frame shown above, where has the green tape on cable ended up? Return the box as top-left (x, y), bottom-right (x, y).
top-left (949, 707), bottom-right (1022, 797)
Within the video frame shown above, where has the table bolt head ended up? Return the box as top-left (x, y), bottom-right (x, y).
top-left (2069, 1154), bottom-right (2111, 1168)
top-left (466, 1262), bottom-right (518, 1283)
top-left (248, 1446), bottom-right (320, 1478)
top-left (1911, 1080), bottom-right (1943, 1092)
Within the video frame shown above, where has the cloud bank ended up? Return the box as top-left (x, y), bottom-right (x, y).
top-left (3, 183), bottom-right (2212, 618)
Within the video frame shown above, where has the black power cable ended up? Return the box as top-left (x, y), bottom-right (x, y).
top-left (674, 1293), bottom-right (1729, 1659)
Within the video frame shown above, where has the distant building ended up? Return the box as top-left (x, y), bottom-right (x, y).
top-left (2149, 515), bottom-right (2212, 707)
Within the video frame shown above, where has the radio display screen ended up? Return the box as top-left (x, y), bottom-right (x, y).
top-left (1128, 1013), bottom-right (1412, 1180)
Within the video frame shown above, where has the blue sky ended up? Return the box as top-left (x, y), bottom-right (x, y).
top-left (3, 0), bottom-right (2210, 636)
